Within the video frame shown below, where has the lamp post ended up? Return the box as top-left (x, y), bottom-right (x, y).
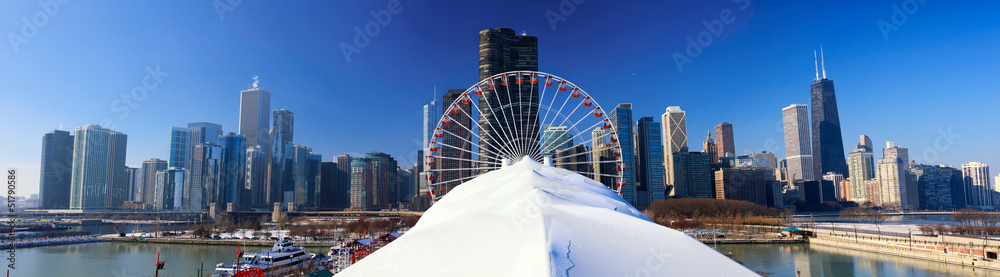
top-left (908, 229), bottom-right (913, 251)
top-left (876, 225), bottom-right (881, 241)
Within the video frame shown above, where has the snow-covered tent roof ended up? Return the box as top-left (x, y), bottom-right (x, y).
top-left (337, 157), bottom-right (758, 276)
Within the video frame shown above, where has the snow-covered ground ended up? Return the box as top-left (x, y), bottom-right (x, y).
top-left (338, 157), bottom-right (758, 276)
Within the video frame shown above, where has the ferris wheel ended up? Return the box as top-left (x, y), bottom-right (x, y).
top-left (423, 71), bottom-right (624, 203)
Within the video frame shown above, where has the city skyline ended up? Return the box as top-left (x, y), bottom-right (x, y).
top-left (3, 1), bottom-right (1000, 196)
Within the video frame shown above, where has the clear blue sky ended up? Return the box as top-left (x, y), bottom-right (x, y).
top-left (2, 0), bottom-right (998, 196)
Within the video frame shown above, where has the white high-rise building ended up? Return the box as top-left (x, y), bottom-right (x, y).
top-left (876, 158), bottom-right (907, 209)
top-left (239, 78), bottom-right (271, 152)
top-left (781, 104), bottom-right (814, 189)
top-left (661, 106), bottom-right (687, 195)
top-left (963, 162), bottom-right (992, 208)
top-left (422, 100), bottom-right (437, 150)
top-left (69, 125), bottom-right (128, 210)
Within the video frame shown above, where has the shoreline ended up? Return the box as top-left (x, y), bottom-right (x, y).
top-left (102, 236), bottom-right (340, 247)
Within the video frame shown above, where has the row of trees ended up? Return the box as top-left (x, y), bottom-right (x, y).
top-left (918, 224), bottom-right (1000, 236)
top-left (952, 209), bottom-right (1000, 226)
top-left (839, 207), bottom-right (887, 224)
top-left (645, 198), bottom-right (792, 228)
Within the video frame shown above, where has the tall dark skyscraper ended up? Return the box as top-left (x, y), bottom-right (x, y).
top-left (334, 154), bottom-right (353, 210)
top-left (319, 161), bottom-right (336, 209)
top-left (636, 117), bottom-right (665, 209)
top-left (810, 49), bottom-right (849, 178)
top-left (39, 130), bottom-right (73, 209)
top-left (269, 109), bottom-right (294, 206)
top-left (437, 89), bottom-right (472, 196)
top-left (477, 28), bottom-right (539, 167)
top-left (218, 133), bottom-right (246, 211)
top-left (610, 103), bottom-right (636, 206)
top-left (714, 122), bottom-right (735, 158)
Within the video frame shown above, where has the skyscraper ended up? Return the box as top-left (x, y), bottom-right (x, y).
top-left (877, 157), bottom-right (907, 209)
top-left (126, 167), bottom-right (141, 202)
top-left (245, 146), bottom-right (268, 209)
top-left (672, 147), bottom-right (713, 198)
top-left (349, 152), bottom-right (399, 210)
top-left (334, 154), bottom-right (353, 210)
top-left (847, 136), bottom-right (876, 203)
top-left (188, 122), bottom-right (223, 145)
top-left (218, 133), bottom-right (246, 211)
top-left (423, 99), bottom-right (437, 150)
top-left (302, 154), bottom-right (322, 210)
top-left (320, 162), bottom-right (336, 210)
top-left (810, 49), bottom-right (849, 178)
top-left (69, 125), bottom-right (128, 210)
top-left (188, 122), bottom-right (223, 167)
top-left (239, 79), bottom-right (271, 152)
top-left (715, 167), bottom-right (771, 206)
top-left (963, 162), bottom-right (992, 209)
top-left (883, 141), bottom-right (917, 209)
top-left (188, 143), bottom-right (222, 212)
top-left (714, 122), bottom-right (735, 158)
top-left (141, 158), bottom-right (167, 204)
top-left (636, 117), bottom-right (665, 208)
top-left (541, 125), bottom-right (572, 154)
top-left (610, 104), bottom-right (636, 206)
top-left (662, 106), bottom-right (687, 195)
top-left (822, 172), bottom-right (844, 201)
top-left (591, 128), bottom-right (615, 188)
top-left (269, 109), bottom-right (294, 206)
top-left (438, 89), bottom-right (472, 195)
top-left (703, 131), bottom-right (719, 167)
top-left (168, 126), bottom-right (192, 169)
top-left (477, 28), bottom-right (539, 168)
top-left (911, 164), bottom-right (957, 210)
top-left (154, 167), bottom-right (186, 210)
top-left (350, 157), bottom-right (374, 211)
top-left (39, 130), bottom-right (73, 209)
top-left (286, 144), bottom-right (311, 206)
top-left (781, 104), bottom-right (815, 187)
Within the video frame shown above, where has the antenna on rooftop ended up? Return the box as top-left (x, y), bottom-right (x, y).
top-left (820, 45), bottom-right (827, 79)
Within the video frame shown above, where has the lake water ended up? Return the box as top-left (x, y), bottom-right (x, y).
top-left (12, 241), bottom-right (1000, 276)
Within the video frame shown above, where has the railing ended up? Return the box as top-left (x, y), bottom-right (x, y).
top-left (803, 225), bottom-right (912, 238)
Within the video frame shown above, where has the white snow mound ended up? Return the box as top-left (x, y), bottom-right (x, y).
top-left (338, 157), bottom-right (758, 276)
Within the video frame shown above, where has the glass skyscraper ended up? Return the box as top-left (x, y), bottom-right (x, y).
top-left (636, 117), bottom-right (665, 209)
top-left (40, 130), bottom-right (73, 209)
top-left (188, 143), bottom-right (222, 212)
top-left (270, 109), bottom-right (294, 206)
top-left (168, 126), bottom-right (191, 169)
top-left (154, 167), bottom-right (186, 210)
top-left (218, 133), bottom-right (246, 211)
top-left (782, 104), bottom-right (815, 188)
top-left (847, 135), bottom-right (875, 203)
top-left (245, 146), bottom-right (268, 209)
top-left (610, 103), bottom-right (636, 206)
top-left (541, 125), bottom-right (573, 155)
top-left (69, 125), bottom-right (128, 210)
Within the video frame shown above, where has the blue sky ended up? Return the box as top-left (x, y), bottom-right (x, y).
top-left (2, 0), bottom-right (998, 195)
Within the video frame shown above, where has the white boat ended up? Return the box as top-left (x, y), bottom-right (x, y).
top-left (215, 239), bottom-right (313, 276)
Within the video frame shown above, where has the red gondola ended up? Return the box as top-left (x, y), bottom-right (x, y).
top-left (612, 151), bottom-right (621, 157)
top-left (616, 167), bottom-right (624, 172)
top-left (515, 73), bottom-right (523, 84)
top-left (594, 110), bottom-right (604, 117)
top-left (609, 136), bottom-right (618, 143)
top-left (582, 96), bottom-right (593, 107)
top-left (544, 75), bottom-right (554, 86)
top-left (616, 183), bottom-right (625, 187)
top-left (461, 98), bottom-right (471, 104)
top-left (558, 81), bottom-right (568, 91)
top-left (426, 191), bottom-right (432, 195)
top-left (488, 83), bottom-right (495, 90)
top-left (433, 128), bottom-right (443, 138)
top-left (451, 108), bottom-right (460, 114)
top-left (530, 73), bottom-right (538, 84)
top-left (442, 117), bottom-right (451, 126)
top-left (501, 75), bottom-right (509, 86)
top-left (603, 123), bottom-right (612, 129)
top-left (425, 156), bottom-right (435, 167)
top-left (428, 142), bottom-right (438, 152)
top-left (473, 85), bottom-right (483, 96)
